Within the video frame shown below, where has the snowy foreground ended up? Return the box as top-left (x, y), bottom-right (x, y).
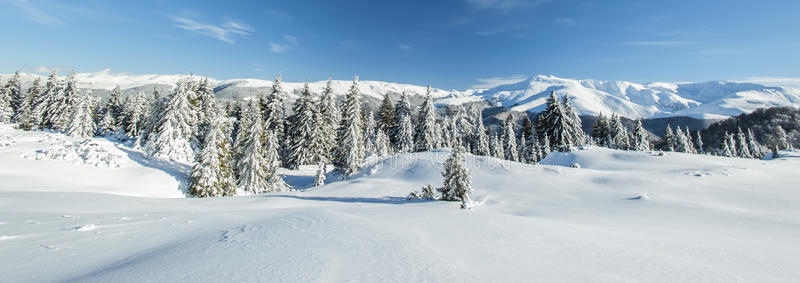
top-left (1, 125), bottom-right (800, 282)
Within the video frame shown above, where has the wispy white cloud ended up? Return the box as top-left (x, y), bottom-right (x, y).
top-left (269, 42), bottom-right (294, 53)
top-left (555, 18), bottom-right (576, 27)
top-left (268, 35), bottom-right (299, 53)
top-left (623, 40), bottom-right (690, 46)
top-left (171, 16), bottom-right (253, 43)
top-left (283, 35), bottom-right (298, 45)
top-left (6, 0), bottom-right (63, 26)
top-left (464, 0), bottom-right (550, 12)
top-left (475, 24), bottom-right (528, 36)
top-left (399, 44), bottom-right (412, 50)
top-left (471, 75), bottom-right (528, 89)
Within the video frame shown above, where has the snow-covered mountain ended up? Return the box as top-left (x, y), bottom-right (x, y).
top-left (3, 70), bottom-right (467, 101)
top-left (4, 70), bottom-right (799, 119)
top-left (437, 75), bottom-right (800, 119)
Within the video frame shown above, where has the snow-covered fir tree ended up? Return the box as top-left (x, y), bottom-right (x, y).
top-left (685, 126), bottom-right (696, 154)
top-left (391, 91), bottom-right (412, 150)
top-left (631, 119), bottom-right (650, 151)
top-left (374, 128), bottom-right (391, 157)
top-left (333, 76), bottom-right (365, 178)
top-left (695, 130), bottom-right (705, 154)
top-left (107, 85), bottom-right (125, 128)
top-left (746, 128), bottom-right (761, 158)
top-left (286, 83), bottom-right (317, 169)
top-left (195, 78), bottom-right (217, 143)
top-left (439, 145), bottom-right (474, 209)
top-left (502, 114), bottom-right (518, 161)
top-left (608, 113), bottom-right (629, 149)
top-left (188, 114), bottom-right (235, 198)
top-left (727, 132), bottom-right (738, 157)
top-left (452, 106), bottom-right (474, 147)
top-left (523, 125), bottom-right (542, 163)
top-left (735, 127), bottom-right (752, 158)
top-left (35, 72), bottom-right (58, 128)
top-left (518, 131), bottom-right (527, 162)
top-left (591, 113), bottom-right (610, 147)
top-left (719, 131), bottom-right (733, 157)
top-left (5, 71), bottom-right (23, 121)
top-left (261, 74), bottom-right (287, 164)
top-left (144, 78), bottom-right (197, 162)
top-left (123, 91), bottom-right (147, 137)
top-left (663, 125), bottom-right (676, 151)
top-left (66, 91), bottom-right (96, 138)
top-left (48, 70), bottom-right (80, 131)
top-left (265, 130), bottom-right (293, 192)
top-left (16, 77), bottom-right (41, 130)
top-left (541, 133), bottom-right (552, 157)
top-left (236, 102), bottom-right (270, 195)
top-left (674, 126), bottom-right (689, 153)
top-left (394, 105), bottom-right (415, 153)
top-left (772, 125), bottom-right (791, 150)
top-left (377, 92), bottom-right (395, 133)
top-left (471, 107), bottom-right (490, 156)
top-left (491, 132), bottom-right (504, 159)
top-left (415, 86), bottom-right (437, 152)
top-left (316, 78), bottom-right (340, 163)
top-left (537, 91), bottom-right (584, 151)
top-left (362, 110), bottom-right (381, 156)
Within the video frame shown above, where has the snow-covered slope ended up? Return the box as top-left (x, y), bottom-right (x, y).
top-left (1, 125), bottom-right (800, 281)
top-left (3, 70), bottom-right (466, 100)
top-left (439, 75), bottom-right (800, 119)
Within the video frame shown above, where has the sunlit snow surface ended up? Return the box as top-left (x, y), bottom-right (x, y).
top-left (1, 124), bottom-right (799, 282)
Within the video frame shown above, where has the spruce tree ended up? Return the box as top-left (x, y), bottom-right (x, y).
top-left (728, 133), bottom-right (738, 157)
top-left (518, 131), bottom-right (528, 162)
top-left (541, 133), bottom-right (551, 157)
top-left (394, 108), bottom-right (415, 153)
top-left (66, 91), bottom-right (96, 138)
top-left (491, 132), bottom-right (504, 159)
top-left (773, 125), bottom-right (791, 150)
top-left (316, 78), bottom-right (340, 163)
top-left (333, 76), bottom-right (365, 178)
top-left (632, 119), bottom-right (650, 151)
top-left (236, 102), bottom-right (270, 194)
top-left (502, 114), bottom-right (518, 161)
top-left (674, 126), bottom-right (688, 153)
top-left (262, 74), bottom-right (287, 164)
top-left (17, 77), bottom-right (41, 130)
top-left (537, 91), bottom-right (583, 151)
top-left (6, 71), bottom-right (23, 121)
top-left (736, 127), bottom-right (752, 158)
top-left (265, 129), bottom-right (292, 192)
top-left (124, 91), bottom-right (147, 137)
top-left (374, 128), bottom-right (391, 157)
top-left (746, 129), bottom-right (761, 158)
top-left (144, 78), bottom-right (197, 162)
top-left (49, 70), bottom-right (80, 131)
top-left (685, 126), bottom-right (696, 154)
top-left (0, 83), bottom-right (11, 123)
top-left (720, 132), bottom-right (733, 157)
top-left (471, 107), bottom-right (490, 156)
top-left (391, 91), bottom-right (412, 149)
top-left (377, 92), bottom-right (395, 133)
top-left (189, 116), bottom-right (225, 198)
top-left (438, 145), bottom-right (474, 209)
top-left (453, 106), bottom-right (474, 147)
top-left (609, 113), bottom-right (629, 149)
top-left (695, 130), bottom-right (705, 154)
top-left (108, 85), bottom-right (125, 128)
top-left (663, 125), bottom-right (675, 151)
top-left (287, 83), bottom-right (317, 169)
top-left (363, 110), bottom-right (379, 156)
top-left (415, 86), bottom-right (437, 152)
top-left (592, 113), bottom-right (610, 147)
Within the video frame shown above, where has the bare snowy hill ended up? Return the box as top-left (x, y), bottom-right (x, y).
top-left (1, 125), bottom-right (799, 281)
top-left (437, 75), bottom-right (800, 119)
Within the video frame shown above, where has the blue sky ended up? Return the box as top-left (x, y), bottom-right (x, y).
top-left (1, 0), bottom-right (799, 90)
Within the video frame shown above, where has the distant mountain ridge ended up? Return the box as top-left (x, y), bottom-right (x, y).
top-left (3, 70), bottom-right (798, 119)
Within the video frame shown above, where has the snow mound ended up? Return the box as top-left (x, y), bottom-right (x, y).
top-left (73, 224), bottom-right (97, 231)
top-left (23, 138), bottom-right (126, 168)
